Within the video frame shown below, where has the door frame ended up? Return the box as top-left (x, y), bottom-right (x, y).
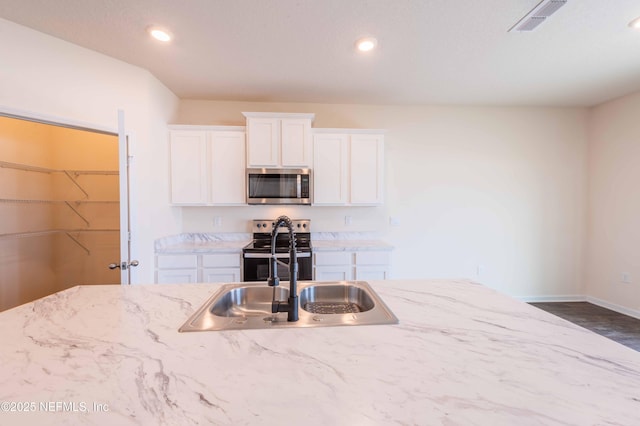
top-left (117, 110), bottom-right (133, 284)
top-left (0, 105), bottom-right (132, 284)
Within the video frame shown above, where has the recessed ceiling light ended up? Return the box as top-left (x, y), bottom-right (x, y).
top-left (148, 26), bottom-right (172, 42)
top-left (629, 17), bottom-right (640, 30)
top-left (356, 37), bottom-right (377, 52)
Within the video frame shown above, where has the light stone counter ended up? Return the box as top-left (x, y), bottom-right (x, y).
top-left (312, 232), bottom-right (393, 251)
top-left (2, 279), bottom-right (640, 425)
top-left (154, 233), bottom-right (251, 254)
top-left (154, 232), bottom-right (392, 254)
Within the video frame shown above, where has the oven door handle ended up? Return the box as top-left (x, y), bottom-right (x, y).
top-left (243, 252), bottom-right (311, 259)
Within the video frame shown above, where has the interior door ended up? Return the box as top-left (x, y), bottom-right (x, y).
top-left (0, 108), bottom-right (125, 310)
top-left (117, 110), bottom-right (135, 284)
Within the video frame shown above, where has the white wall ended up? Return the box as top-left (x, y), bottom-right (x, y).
top-left (177, 100), bottom-right (588, 298)
top-left (0, 18), bottom-right (181, 284)
top-left (586, 91), bottom-right (640, 313)
top-left (0, 18), bottom-right (591, 299)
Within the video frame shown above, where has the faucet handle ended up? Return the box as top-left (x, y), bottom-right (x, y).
top-left (267, 276), bottom-right (280, 287)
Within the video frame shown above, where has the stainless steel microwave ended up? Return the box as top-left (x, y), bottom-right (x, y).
top-left (246, 168), bottom-right (312, 205)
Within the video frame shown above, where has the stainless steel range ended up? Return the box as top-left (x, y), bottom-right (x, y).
top-left (242, 219), bottom-right (313, 282)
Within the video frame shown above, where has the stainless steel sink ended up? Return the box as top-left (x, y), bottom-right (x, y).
top-left (210, 286), bottom-right (289, 317)
top-left (299, 284), bottom-right (375, 314)
top-left (179, 281), bottom-right (398, 332)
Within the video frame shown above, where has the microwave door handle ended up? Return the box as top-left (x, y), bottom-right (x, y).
top-left (297, 174), bottom-right (301, 198)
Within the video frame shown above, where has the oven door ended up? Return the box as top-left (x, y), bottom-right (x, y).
top-left (243, 253), bottom-right (313, 282)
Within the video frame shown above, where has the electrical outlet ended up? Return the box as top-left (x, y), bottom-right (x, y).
top-left (389, 216), bottom-right (400, 226)
top-left (621, 272), bottom-right (632, 283)
top-left (345, 216), bottom-right (352, 226)
top-left (213, 216), bottom-right (222, 227)
top-left (477, 265), bottom-right (486, 277)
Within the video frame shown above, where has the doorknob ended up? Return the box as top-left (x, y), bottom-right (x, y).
top-left (108, 260), bottom-right (140, 270)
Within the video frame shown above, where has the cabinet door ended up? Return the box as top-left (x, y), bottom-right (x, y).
top-left (202, 268), bottom-right (241, 283)
top-left (350, 134), bottom-right (384, 205)
top-left (314, 266), bottom-right (353, 281)
top-left (281, 118), bottom-right (312, 167)
top-left (169, 131), bottom-right (207, 204)
top-left (354, 251), bottom-right (391, 266)
top-left (314, 251), bottom-right (351, 266)
top-left (156, 269), bottom-right (198, 284)
top-left (247, 118), bottom-right (279, 167)
top-left (202, 253), bottom-right (241, 268)
top-left (354, 267), bottom-right (389, 281)
top-left (209, 131), bottom-right (246, 204)
top-left (156, 255), bottom-right (198, 269)
top-left (313, 134), bottom-right (348, 205)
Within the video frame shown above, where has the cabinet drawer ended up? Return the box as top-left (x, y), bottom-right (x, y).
top-left (354, 251), bottom-right (390, 266)
top-left (156, 255), bottom-right (198, 269)
top-left (314, 251), bottom-right (352, 266)
top-left (202, 253), bottom-right (241, 268)
top-left (156, 269), bottom-right (198, 284)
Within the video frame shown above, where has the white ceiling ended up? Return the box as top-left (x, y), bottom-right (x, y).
top-left (1, 0), bottom-right (640, 107)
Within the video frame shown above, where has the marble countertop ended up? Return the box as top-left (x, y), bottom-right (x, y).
top-left (312, 239), bottom-right (393, 251)
top-left (2, 279), bottom-right (640, 425)
top-left (155, 232), bottom-right (392, 254)
top-left (155, 233), bottom-right (250, 254)
top-left (312, 232), bottom-right (393, 251)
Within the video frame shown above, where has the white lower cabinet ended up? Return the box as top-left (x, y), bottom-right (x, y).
top-left (201, 253), bottom-right (242, 283)
top-left (155, 254), bottom-right (199, 284)
top-left (313, 250), bottom-right (391, 281)
top-left (202, 268), bottom-right (241, 283)
top-left (354, 251), bottom-right (391, 280)
top-left (314, 251), bottom-right (353, 280)
top-left (315, 267), bottom-right (352, 282)
top-left (157, 269), bottom-right (199, 284)
top-left (155, 253), bottom-right (242, 284)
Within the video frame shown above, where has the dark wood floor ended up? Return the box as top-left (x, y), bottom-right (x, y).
top-left (530, 302), bottom-right (640, 352)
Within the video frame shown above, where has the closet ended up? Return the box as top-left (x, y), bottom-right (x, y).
top-left (0, 116), bottom-right (120, 311)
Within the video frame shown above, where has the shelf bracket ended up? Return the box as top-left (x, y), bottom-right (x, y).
top-left (65, 232), bottom-right (90, 255)
top-left (63, 170), bottom-right (89, 199)
top-left (64, 201), bottom-right (90, 227)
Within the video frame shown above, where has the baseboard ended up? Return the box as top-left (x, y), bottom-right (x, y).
top-left (516, 295), bottom-right (586, 303)
top-left (586, 296), bottom-right (640, 321)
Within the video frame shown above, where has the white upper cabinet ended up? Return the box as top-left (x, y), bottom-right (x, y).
top-left (169, 127), bottom-right (246, 205)
top-left (313, 133), bottom-right (348, 205)
top-left (170, 131), bottom-right (208, 204)
top-left (281, 118), bottom-right (313, 166)
top-left (245, 117), bottom-right (279, 167)
top-left (313, 130), bottom-right (384, 206)
top-left (209, 131), bottom-right (246, 205)
top-left (350, 134), bottom-right (384, 205)
top-left (243, 112), bottom-right (314, 167)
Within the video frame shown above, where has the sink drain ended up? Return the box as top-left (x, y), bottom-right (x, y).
top-left (303, 302), bottom-right (363, 314)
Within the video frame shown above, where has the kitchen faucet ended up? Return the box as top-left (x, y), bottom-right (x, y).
top-left (268, 215), bottom-right (299, 322)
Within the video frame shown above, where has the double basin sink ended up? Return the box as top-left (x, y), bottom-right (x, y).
top-left (179, 280), bottom-right (398, 332)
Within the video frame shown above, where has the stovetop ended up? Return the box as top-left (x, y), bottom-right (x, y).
top-left (243, 219), bottom-right (312, 253)
top-left (249, 219), bottom-right (311, 234)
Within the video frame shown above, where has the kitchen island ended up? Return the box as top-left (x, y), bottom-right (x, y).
top-left (1, 279), bottom-right (639, 425)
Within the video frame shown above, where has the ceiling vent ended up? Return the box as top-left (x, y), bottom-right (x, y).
top-left (509, 0), bottom-right (567, 32)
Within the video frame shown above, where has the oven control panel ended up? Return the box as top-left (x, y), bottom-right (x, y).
top-left (251, 219), bottom-right (311, 233)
